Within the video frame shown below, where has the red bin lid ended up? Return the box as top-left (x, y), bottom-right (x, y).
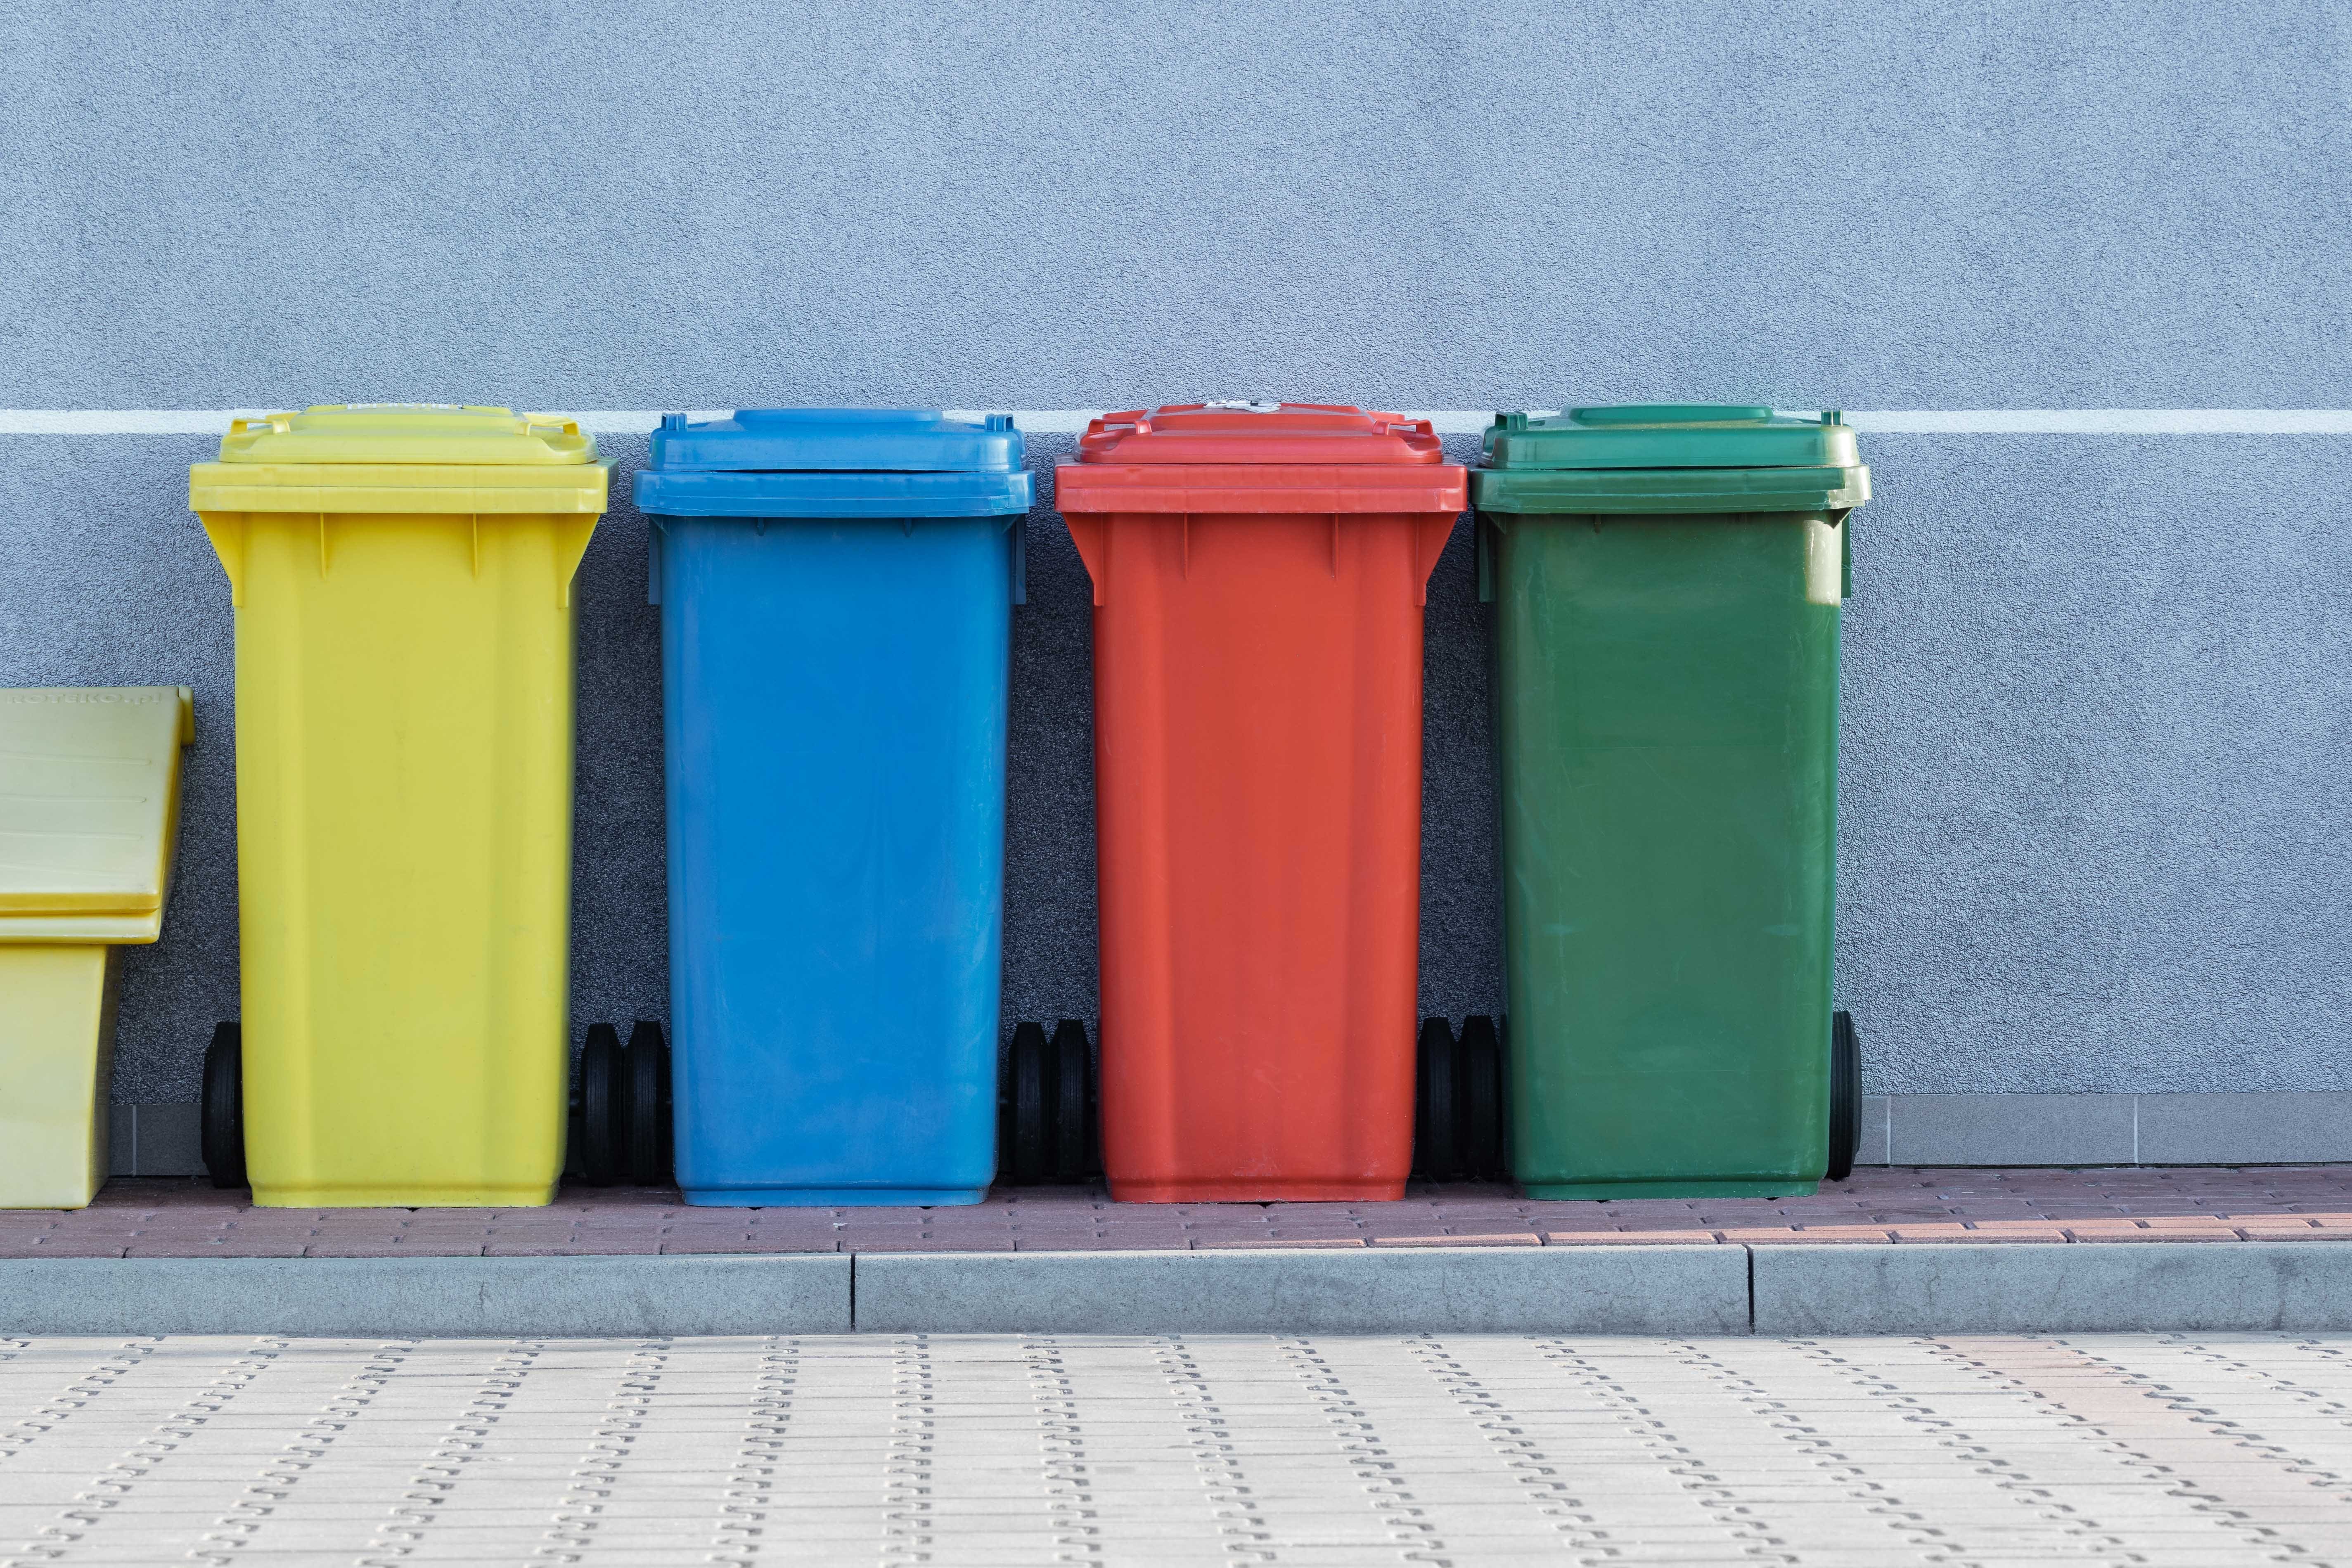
top-left (1074, 403), bottom-right (1446, 465)
top-left (1058, 403), bottom-right (1464, 516)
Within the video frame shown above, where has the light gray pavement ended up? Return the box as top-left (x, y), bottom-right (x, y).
top-left (3, 1334), bottom-right (2352, 1565)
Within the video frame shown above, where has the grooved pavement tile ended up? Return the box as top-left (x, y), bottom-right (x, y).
top-left (7, 1331), bottom-right (2352, 1563)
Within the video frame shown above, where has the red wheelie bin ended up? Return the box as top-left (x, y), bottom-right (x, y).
top-left (1055, 403), bottom-right (1465, 1201)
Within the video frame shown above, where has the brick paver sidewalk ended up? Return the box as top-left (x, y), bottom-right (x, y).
top-left (7, 1166), bottom-right (2352, 1258)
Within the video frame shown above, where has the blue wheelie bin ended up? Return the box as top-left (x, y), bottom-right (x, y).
top-left (635, 410), bottom-right (1031, 1206)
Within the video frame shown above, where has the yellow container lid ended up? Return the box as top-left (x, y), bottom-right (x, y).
top-left (0, 687), bottom-right (194, 944)
top-left (190, 405), bottom-right (609, 514)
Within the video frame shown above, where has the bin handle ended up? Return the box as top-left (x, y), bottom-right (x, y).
top-left (521, 416), bottom-right (581, 440)
top-left (1831, 506), bottom-right (1853, 601)
top-left (226, 415), bottom-right (294, 436)
top-left (1413, 512), bottom-right (1458, 605)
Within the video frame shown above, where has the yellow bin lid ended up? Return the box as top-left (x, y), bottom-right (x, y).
top-left (0, 687), bottom-right (195, 944)
top-left (189, 404), bottom-right (609, 514)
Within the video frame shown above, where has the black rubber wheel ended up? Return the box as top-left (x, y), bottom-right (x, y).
top-left (1049, 1018), bottom-right (1094, 1182)
top-left (1826, 1009), bottom-right (1860, 1182)
top-left (624, 1020), bottom-right (672, 1185)
top-left (1414, 1017), bottom-right (1458, 1181)
top-left (200, 1021), bottom-right (246, 1191)
top-left (1458, 1015), bottom-right (1504, 1182)
top-left (1004, 1021), bottom-right (1050, 1186)
top-left (576, 1023), bottom-right (624, 1187)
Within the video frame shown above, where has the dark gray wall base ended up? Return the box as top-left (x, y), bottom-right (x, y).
top-left (1856, 1091), bottom-right (2352, 1166)
top-left (9, 1244), bottom-right (2352, 1337)
top-left (111, 1093), bottom-right (2352, 1179)
top-left (107, 1103), bottom-right (204, 1177)
top-left (1754, 1243), bottom-right (2352, 1335)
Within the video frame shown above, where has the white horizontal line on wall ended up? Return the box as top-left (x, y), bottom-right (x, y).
top-left (1843, 410), bottom-right (2352, 434)
top-left (3, 409), bottom-right (2350, 437)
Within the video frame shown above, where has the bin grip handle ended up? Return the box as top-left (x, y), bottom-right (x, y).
top-left (1414, 513), bottom-right (1459, 605)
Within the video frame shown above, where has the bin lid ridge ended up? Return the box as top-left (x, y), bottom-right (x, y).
top-left (635, 409), bottom-right (1034, 519)
top-left (1073, 404), bottom-right (1447, 465)
top-left (215, 405), bottom-right (598, 466)
top-left (1472, 405), bottom-right (1868, 515)
top-left (1481, 405), bottom-right (1860, 470)
top-left (647, 409), bottom-right (1025, 474)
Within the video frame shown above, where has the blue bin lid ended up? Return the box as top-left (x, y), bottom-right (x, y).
top-left (635, 409), bottom-right (1033, 518)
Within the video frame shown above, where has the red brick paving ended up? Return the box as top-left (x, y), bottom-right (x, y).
top-left (7, 1166), bottom-right (2352, 1258)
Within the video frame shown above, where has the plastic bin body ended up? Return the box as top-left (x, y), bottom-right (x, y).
top-left (192, 406), bottom-right (606, 1208)
top-left (0, 687), bottom-right (193, 1208)
top-left (1056, 405), bottom-right (1464, 1202)
top-left (637, 410), bottom-right (1030, 1206)
top-left (1473, 406), bottom-right (1869, 1199)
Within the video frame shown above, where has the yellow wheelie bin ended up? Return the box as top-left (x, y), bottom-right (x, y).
top-left (191, 405), bottom-right (608, 1207)
top-left (0, 687), bottom-right (194, 1208)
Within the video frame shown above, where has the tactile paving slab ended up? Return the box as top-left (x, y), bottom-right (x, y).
top-left (4, 1331), bottom-right (2352, 1565)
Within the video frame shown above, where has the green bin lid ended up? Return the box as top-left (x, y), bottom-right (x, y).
top-left (1472, 405), bottom-right (1869, 515)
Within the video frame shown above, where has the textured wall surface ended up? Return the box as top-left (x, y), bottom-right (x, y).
top-left (2, 2), bottom-right (2347, 1101)
top-left (1842, 436), bottom-right (2352, 1093)
top-left (4, 1), bottom-right (2347, 409)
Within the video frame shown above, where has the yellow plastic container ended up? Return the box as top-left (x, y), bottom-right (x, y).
top-left (192, 405), bottom-right (608, 1207)
top-left (0, 686), bottom-right (194, 1208)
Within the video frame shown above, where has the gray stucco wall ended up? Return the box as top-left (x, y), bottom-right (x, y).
top-left (6, 1), bottom-right (2347, 406)
top-left (2, 3), bottom-right (2347, 1105)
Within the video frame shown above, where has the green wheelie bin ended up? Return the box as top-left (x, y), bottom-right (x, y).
top-left (1472, 406), bottom-right (1870, 1199)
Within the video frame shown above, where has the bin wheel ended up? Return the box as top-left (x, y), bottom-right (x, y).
top-left (1003, 1021), bottom-right (1050, 1186)
top-left (1049, 1018), bottom-right (1096, 1182)
top-left (624, 1020), bottom-right (673, 1186)
top-left (1414, 1018), bottom-right (1458, 1182)
top-left (200, 1021), bottom-right (246, 1191)
top-left (1458, 1015), bottom-right (1505, 1182)
top-left (576, 1023), bottom-right (624, 1187)
top-left (1826, 1010), bottom-right (1861, 1182)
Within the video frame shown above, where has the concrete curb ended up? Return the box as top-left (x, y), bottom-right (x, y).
top-left (851, 1246), bottom-right (1751, 1335)
top-left (7, 1244), bottom-right (2352, 1337)
top-left (1753, 1242), bottom-right (2352, 1334)
top-left (0, 1255), bottom-right (853, 1337)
